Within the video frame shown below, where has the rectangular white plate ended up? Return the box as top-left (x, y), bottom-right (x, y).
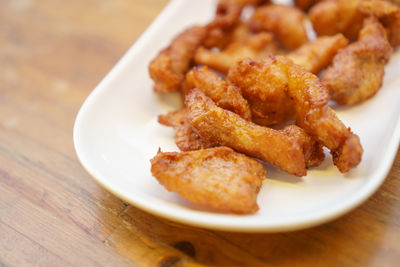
top-left (73, 0), bottom-right (400, 232)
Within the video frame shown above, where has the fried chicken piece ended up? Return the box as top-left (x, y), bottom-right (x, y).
top-left (287, 34), bottom-right (349, 74)
top-left (282, 125), bottom-right (325, 168)
top-left (322, 17), bottom-right (392, 105)
top-left (195, 31), bottom-right (278, 74)
top-left (227, 56), bottom-right (295, 126)
top-left (309, 0), bottom-right (365, 41)
top-left (203, 21), bottom-right (249, 49)
top-left (149, 26), bottom-right (207, 93)
top-left (228, 56), bottom-right (363, 172)
top-left (249, 4), bottom-right (308, 50)
top-left (209, 0), bottom-right (243, 30)
top-left (294, 0), bottom-right (322, 11)
top-left (285, 59), bottom-right (363, 173)
top-left (227, 0), bottom-right (269, 5)
top-left (158, 109), bottom-right (216, 151)
top-left (185, 88), bottom-right (308, 176)
top-left (386, 0), bottom-right (400, 6)
top-left (204, 0), bottom-right (251, 49)
top-left (184, 67), bottom-right (252, 120)
top-left (150, 147), bottom-right (266, 214)
top-left (205, 0), bottom-right (256, 47)
top-left (359, 0), bottom-right (400, 47)
top-left (204, 0), bottom-right (270, 48)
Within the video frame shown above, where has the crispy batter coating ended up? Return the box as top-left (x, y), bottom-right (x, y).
top-left (203, 21), bottom-right (249, 49)
top-left (185, 88), bottom-right (308, 176)
top-left (158, 109), bottom-right (216, 151)
top-left (282, 125), bottom-right (325, 168)
top-left (322, 17), bottom-right (392, 105)
top-left (184, 67), bottom-right (252, 120)
top-left (285, 58), bottom-right (363, 173)
top-left (249, 4), bottom-right (308, 50)
top-left (195, 31), bottom-right (278, 74)
top-left (359, 0), bottom-right (400, 47)
top-left (287, 34), bottom-right (349, 74)
top-left (294, 0), bottom-right (322, 11)
top-left (387, 0), bottom-right (400, 5)
top-left (204, 1), bottom-right (252, 49)
top-left (227, 56), bottom-right (295, 126)
top-left (150, 147), bottom-right (266, 214)
top-left (149, 26), bottom-right (207, 93)
top-left (309, 0), bottom-right (365, 41)
top-left (225, 0), bottom-right (269, 5)
top-left (205, 0), bottom-right (270, 47)
top-left (209, 0), bottom-right (242, 30)
top-left (228, 56), bottom-right (363, 172)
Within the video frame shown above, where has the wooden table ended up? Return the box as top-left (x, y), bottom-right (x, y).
top-left (1, 0), bottom-right (399, 266)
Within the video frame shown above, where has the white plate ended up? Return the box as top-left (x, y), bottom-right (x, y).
top-left (73, 0), bottom-right (400, 232)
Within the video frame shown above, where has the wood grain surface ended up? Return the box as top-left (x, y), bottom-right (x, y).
top-left (0, 0), bottom-right (399, 266)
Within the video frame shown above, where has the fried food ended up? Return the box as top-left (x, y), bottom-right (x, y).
top-left (228, 56), bottom-right (363, 172)
top-left (149, 26), bottom-right (207, 93)
top-left (206, 0), bottom-right (271, 46)
top-left (203, 21), bottom-right (249, 49)
top-left (185, 88), bottom-right (308, 176)
top-left (359, 0), bottom-right (400, 47)
top-left (294, 0), bottom-right (322, 11)
top-left (287, 34), bottom-right (349, 74)
top-left (158, 109), bottom-right (216, 151)
top-left (310, 0), bottom-right (400, 46)
top-left (322, 17), bottom-right (392, 105)
top-left (386, 0), bottom-right (400, 6)
top-left (249, 4), bottom-right (308, 50)
top-left (150, 147), bottom-right (266, 214)
top-left (195, 30), bottom-right (278, 74)
top-left (209, 0), bottom-right (243, 30)
top-left (309, 0), bottom-right (365, 41)
top-left (226, 0), bottom-right (269, 5)
top-left (184, 66), bottom-right (252, 120)
top-left (204, 0), bottom-right (249, 49)
top-left (286, 61), bottom-right (363, 173)
top-left (282, 125), bottom-right (325, 168)
top-left (227, 56), bottom-right (295, 126)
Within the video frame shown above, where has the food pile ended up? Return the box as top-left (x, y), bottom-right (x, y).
top-left (148, 0), bottom-right (399, 214)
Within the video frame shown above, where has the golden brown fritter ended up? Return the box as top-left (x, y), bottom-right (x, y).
top-left (185, 88), bottom-right (308, 176)
top-left (204, 0), bottom-right (257, 49)
top-left (150, 147), bottom-right (266, 214)
top-left (227, 56), bottom-right (295, 126)
top-left (205, 0), bottom-right (270, 48)
top-left (195, 31), bottom-right (278, 74)
top-left (226, 0), bottom-right (269, 5)
top-left (294, 0), bottom-right (322, 11)
top-left (285, 58), bottom-right (363, 173)
top-left (359, 0), bottom-right (400, 47)
top-left (287, 34), bottom-right (349, 74)
top-left (386, 0), bottom-right (400, 6)
top-left (203, 21), bottom-right (248, 49)
top-left (149, 26), bottom-right (207, 93)
top-left (322, 17), bottom-right (392, 105)
top-left (309, 0), bottom-right (365, 41)
top-left (282, 125), bottom-right (325, 168)
top-left (185, 66), bottom-right (252, 120)
top-left (158, 109), bottom-right (216, 151)
top-left (209, 0), bottom-right (243, 30)
top-left (249, 4), bottom-right (308, 50)
top-left (228, 56), bottom-right (363, 173)
top-left (387, 0), bottom-right (400, 6)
